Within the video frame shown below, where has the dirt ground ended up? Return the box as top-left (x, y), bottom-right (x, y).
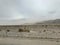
top-left (0, 38), bottom-right (60, 45)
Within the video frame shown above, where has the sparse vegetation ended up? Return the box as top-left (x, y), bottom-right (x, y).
top-left (43, 30), bottom-right (46, 32)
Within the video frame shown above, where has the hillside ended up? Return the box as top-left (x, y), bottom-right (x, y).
top-left (35, 19), bottom-right (60, 24)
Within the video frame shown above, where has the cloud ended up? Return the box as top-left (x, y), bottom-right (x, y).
top-left (17, 0), bottom-right (60, 20)
top-left (0, 0), bottom-right (60, 24)
top-left (0, 0), bottom-right (25, 21)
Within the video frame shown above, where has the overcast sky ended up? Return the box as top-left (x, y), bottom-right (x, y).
top-left (0, 0), bottom-right (60, 25)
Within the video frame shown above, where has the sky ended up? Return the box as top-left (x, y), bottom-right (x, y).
top-left (0, 0), bottom-right (60, 25)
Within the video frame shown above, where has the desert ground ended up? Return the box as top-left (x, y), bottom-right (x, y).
top-left (0, 24), bottom-right (60, 45)
top-left (0, 37), bottom-right (60, 45)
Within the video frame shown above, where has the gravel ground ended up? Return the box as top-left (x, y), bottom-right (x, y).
top-left (0, 38), bottom-right (60, 45)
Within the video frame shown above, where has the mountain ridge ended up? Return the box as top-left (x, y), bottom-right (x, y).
top-left (35, 19), bottom-right (60, 24)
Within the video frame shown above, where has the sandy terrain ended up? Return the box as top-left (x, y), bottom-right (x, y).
top-left (0, 25), bottom-right (60, 45)
top-left (0, 38), bottom-right (60, 45)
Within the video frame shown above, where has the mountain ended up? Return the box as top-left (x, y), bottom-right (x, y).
top-left (0, 18), bottom-right (60, 25)
top-left (35, 19), bottom-right (60, 24)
